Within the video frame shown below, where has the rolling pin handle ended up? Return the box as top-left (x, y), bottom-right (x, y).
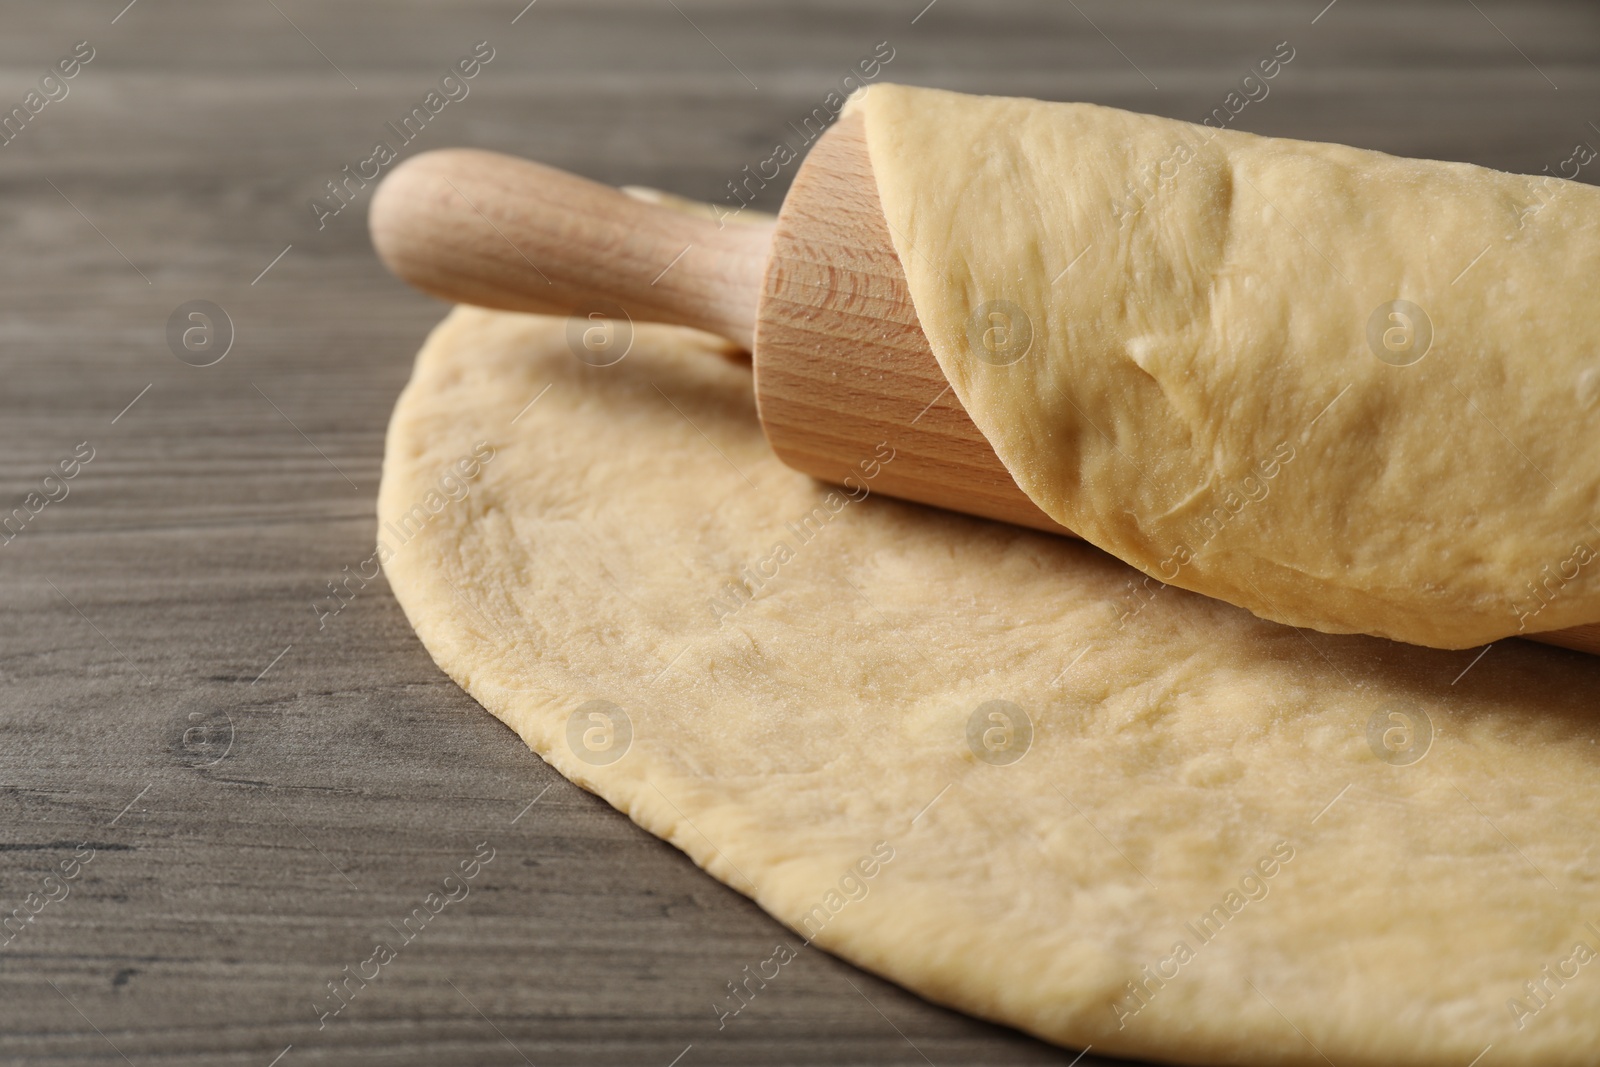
top-left (369, 149), bottom-right (773, 350)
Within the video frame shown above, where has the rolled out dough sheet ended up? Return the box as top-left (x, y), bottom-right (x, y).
top-left (379, 303), bottom-right (1600, 1067)
top-left (851, 83), bottom-right (1600, 649)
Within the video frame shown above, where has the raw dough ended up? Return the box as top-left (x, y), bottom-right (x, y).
top-left (380, 302), bottom-right (1600, 1067)
top-left (851, 83), bottom-right (1600, 649)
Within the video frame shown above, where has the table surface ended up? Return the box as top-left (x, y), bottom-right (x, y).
top-left (3, 1), bottom-right (1598, 1063)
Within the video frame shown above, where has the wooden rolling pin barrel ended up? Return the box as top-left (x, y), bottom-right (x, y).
top-left (367, 112), bottom-right (1600, 657)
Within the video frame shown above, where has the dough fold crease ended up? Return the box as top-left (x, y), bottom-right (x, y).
top-left (850, 83), bottom-right (1600, 648)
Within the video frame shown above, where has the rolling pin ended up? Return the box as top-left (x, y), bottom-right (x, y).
top-left (367, 111), bottom-right (1600, 658)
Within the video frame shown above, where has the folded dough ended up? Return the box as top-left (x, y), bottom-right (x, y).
top-left (851, 83), bottom-right (1600, 649)
top-left (380, 304), bottom-right (1600, 1067)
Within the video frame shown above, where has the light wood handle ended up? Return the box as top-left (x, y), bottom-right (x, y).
top-left (369, 148), bottom-right (773, 349)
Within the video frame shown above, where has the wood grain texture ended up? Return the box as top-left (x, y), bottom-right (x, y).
top-left (756, 111), bottom-right (1073, 536)
top-left (3, 1), bottom-right (1599, 1064)
top-left (1530, 622), bottom-right (1600, 656)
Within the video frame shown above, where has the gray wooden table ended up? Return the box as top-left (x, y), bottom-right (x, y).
top-left (2, 1), bottom-right (1597, 1063)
